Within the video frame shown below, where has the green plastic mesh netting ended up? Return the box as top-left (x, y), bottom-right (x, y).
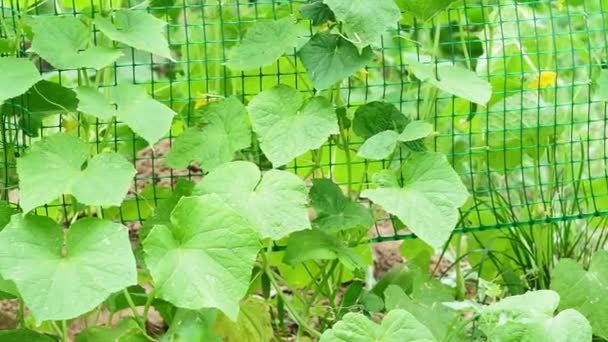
top-left (1, 0), bottom-right (607, 246)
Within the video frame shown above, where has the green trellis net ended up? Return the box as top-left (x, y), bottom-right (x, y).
top-left (0, 0), bottom-right (607, 246)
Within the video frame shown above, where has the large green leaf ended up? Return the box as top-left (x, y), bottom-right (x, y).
top-left (247, 84), bottom-right (338, 167)
top-left (320, 309), bottom-right (436, 341)
top-left (193, 161), bottom-right (310, 240)
top-left (95, 10), bottom-right (172, 59)
top-left (17, 133), bottom-right (135, 213)
top-left (28, 16), bottom-right (122, 69)
top-left (0, 57), bottom-right (41, 103)
top-left (479, 290), bottom-right (592, 342)
top-left (75, 84), bottom-right (176, 146)
top-left (361, 152), bottom-right (469, 248)
top-left (406, 60), bottom-right (492, 105)
top-left (309, 178), bottom-right (373, 232)
top-left (226, 18), bottom-right (302, 71)
top-left (397, 0), bottom-right (459, 21)
top-left (143, 195), bottom-right (260, 320)
top-left (165, 97), bottom-right (251, 171)
top-left (297, 33), bottom-right (373, 91)
top-left (551, 251), bottom-right (608, 339)
top-left (283, 229), bottom-right (364, 270)
top-left (0, 215), bottom-right (136, 323)
top-left (323, 0), bottom-right (401, 49)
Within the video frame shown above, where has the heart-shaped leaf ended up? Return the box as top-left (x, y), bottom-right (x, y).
top-left (361, 152), bottom-right (469, 248)
top-left (298, 33), bottom-right (373, 91)
top-left (247, 84), bottom-right (338, 167)
top-left (165, 97), bottom-right (251, 171)
top-left (0, 215), bottom-right (136, 323)
top-left (193, 161), bottom-right (310, 240)
top-left (226, 18), bottom-right (302, 71)
top-left (29, 16), bottom-right (122, 69)
top-left (144, 195), bottom-right (260, 320)
top-left (17, 133), bottom-right (135, 213)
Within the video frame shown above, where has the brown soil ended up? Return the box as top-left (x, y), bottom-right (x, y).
top-left (369, 219), bottom-right (404, 279)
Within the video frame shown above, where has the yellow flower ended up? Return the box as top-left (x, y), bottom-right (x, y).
top-left (194, 97), bottom-right (216, 109)
top-left (528, 71), bottom-right (557, 89)
top-left (557, 0), bottom-right (565, 12)
top-left (62, 117), bottom-right (79, 132)
top-left (358, 68), bottom-right (369, 79)
top-left (319, 20), bottom-right (334, 32)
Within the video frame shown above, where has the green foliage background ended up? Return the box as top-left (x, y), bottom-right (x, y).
top-left (1, 0), bottom-right (608, 339)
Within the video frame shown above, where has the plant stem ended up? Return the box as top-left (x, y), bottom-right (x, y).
top-left (62, 320), bottom-right (69, 342)
top-left (260, 250), bottom-right (320, 338)
top-left (331, 85), bottom-right (353, 195)
top-left (455, 235), bottom-right (465, 300)
top-left (285, 56), bottom-right (313, 95)
top-left (123, 288), bottom-right (144, 326)
top-left (338, 129), bottom-right (353, 196)
top-left (264, 268), bottom-right (321, 338)
top-left (98, 116), bottom-right (117, 152)
top-left (142, 288), bottom-right (156, 325)
top-left (50, 321), bottom-right (64, 341)
top-left (17, 297), bottom-right (25, 327)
